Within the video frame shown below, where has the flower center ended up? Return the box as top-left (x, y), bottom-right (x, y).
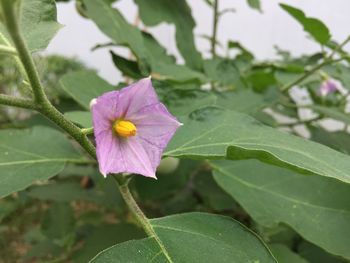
top-left (114, 120), bottom-right (137, 137)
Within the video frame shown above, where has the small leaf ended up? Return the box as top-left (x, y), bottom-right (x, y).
top-left (212, 159), bottom-right (350, 259)
top-left (90, 213), bottom-right (276, 262)
top-left (247, 0), bottom-right (262, 12)
top-left (280, 4), bottom-right (331, 44)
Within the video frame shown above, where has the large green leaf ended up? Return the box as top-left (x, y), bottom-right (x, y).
top-left (90, 212), bottom-right (276, 262)
top-left (134, 0), bottom-right (202, 70)
top-left (212, 159), bottom-right (350, 259)
top-left (60, 70), bottom-right (115, 110)
top-left (280, 4), bottom-right (330, 45)
top-left (0, 127), bottom-right (84, 198)
top-left (0, 0), bottom-right (62, 52)
top-left (164, 107), bottom-right (350, 184)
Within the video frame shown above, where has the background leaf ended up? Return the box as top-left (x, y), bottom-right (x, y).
top-left (212, 159), bottom-right (350, 259)
top-left (0, 0), bottom-right (62, 52)
top-left (280, 4), bottom-right (331, 45)
top-left (0, 127), bottom-right (84, 198)
top-left (60, 70), bottom-right (115, 109)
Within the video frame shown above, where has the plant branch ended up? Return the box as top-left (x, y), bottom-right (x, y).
top-left (0, 94), bottom-right (36, 109)
top-left (113, 175), bottom-right (173, 263)
top-left (281, 58), bottom-right (343, 93)
top-left (210, 0), bottom-right (219, 57)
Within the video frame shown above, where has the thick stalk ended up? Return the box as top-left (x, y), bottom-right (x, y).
top-left (114, 175), bottom-right (173, 263)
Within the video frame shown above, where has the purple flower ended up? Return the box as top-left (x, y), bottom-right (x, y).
top-left (319, 79), bottom-right (340, 97)
top-left (91, 78), bottom-right (181, 178)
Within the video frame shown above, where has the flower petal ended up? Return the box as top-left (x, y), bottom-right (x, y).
top-left (92, 91), bottom-right (120, 136)
top-left (121, 78), bottom-right (159, 118)
top-left (132, 103), bottom-right (181, 148)
top-left (95, 130), bottom-right (123, 176)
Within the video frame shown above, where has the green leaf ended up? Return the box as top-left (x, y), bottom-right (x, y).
top-left (280, 4), bottom-right (331, 44)
top-left (152, 63), bottom-right (206, 83)
top-left (0, 127), bottom-right (84, 198)
top-left (110, 52), bottom-right (144, 79)
top-left (83, 0), bottom-right (150, 73)
top-left (73, 224), bottom-right (144, 263)
top-left (247, 0), bottom-right (262, 12)
top-left (134, 0), bottom-right (203, 70)
top-left (204, 58), bottom-right (245, 88)
top-left (165, 107), bottom-right (350, 184)
top-left (0, 0), bottom-right (62, 52)
top-left (298, 242), bottom-right (348, 263)
top-left (41, 203), bottom-right (75, 240)
top-left (64, 111), bottom-right (92, 128)
top-left (269, 244), bottom-right (309, 263)
top-left (90, 212), bottom-right (276, 262)
top-left (212, 159), bottom-right (350, 259)
top-left (60, 70), bottom-right (115, 110)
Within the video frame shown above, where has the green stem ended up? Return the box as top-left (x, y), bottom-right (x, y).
top-left (210, 0), bottom-right (219, 57)
top-left (281, 58), bottom-right (343, 92)
top-left (0, 94), bottom-right (36, 109)
top-left (0, 44), bottom-right (17, 55)
top-left (1, 0), bottom-right (46, 104)
top-left (81, 127), bottom-right (94, 135)
top-left (113, 175), bottom-right (173, 263)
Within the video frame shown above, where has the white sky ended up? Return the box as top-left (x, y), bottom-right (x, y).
top-left (45, 0), bottom-right (350, 84)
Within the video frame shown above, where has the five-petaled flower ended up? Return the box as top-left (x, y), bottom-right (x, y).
top-left (319, 78), bottom-right (340, 97)
top-left (91, 78), bottom-right (181, 178)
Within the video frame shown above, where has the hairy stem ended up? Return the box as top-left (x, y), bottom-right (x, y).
top-left (114, 175), bottom-right (173, 263)
top-left (210, 0), bottom-right (219, 57)
top-left (0, 94), bottom-right (36, 109)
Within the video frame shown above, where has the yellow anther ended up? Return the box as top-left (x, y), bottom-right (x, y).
top-left (114, 120), bottom-right (137, 137)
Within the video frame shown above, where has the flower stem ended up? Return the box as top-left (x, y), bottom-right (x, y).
top-left (113, 175), bottom-right (173, 263)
